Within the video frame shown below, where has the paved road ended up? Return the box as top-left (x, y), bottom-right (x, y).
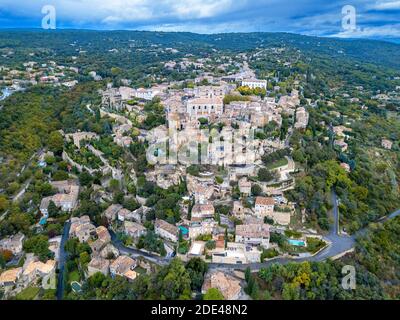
top-left (107, 190), bottom-right (399, 272)
top-left (12, 180), bottom-right (32, 203)
top-left (209, 191), bottom-right (355, 271)
top-left (56, 221), bottom-right (71, 300)
top-left (54, 193), bottom-right (400, 295)
top-left (110, 230), bottom-right (171, 266)
top-left (105, 190), bottom-right (357, 271)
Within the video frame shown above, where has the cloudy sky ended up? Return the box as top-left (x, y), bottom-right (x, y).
top-left (0, 0), bottom-right (399, 40)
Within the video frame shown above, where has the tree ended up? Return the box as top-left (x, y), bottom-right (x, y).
top-left (46, 223), bottom-right (62, 238)
top-left (250, 280), bottom-right (259, 299)
top-left (137, 231), bottom-right (166, 256)
top-left (187, 198), bottom-right (194, 220)
top-left (215, 211), bottom-right (221, 225)
top-left (0, 254), bottom-right (5, 269)
top-left (47, 201), bottom-right (59, 218)
top-left (123, 198), bottom-right (140, 211)
top-left (109, 179), bottom-right (120, 192)
top-left (113, 191), bottom-right (124, 204)
top-left (87, 272), bottom-right (107, 289)
top-left (79, 251), bottom-right (91, 270)
top-left (4, 211), bottom-right (31, 234)
top-left (53, 170), bottom-right (69, 181)
top-left (205, 240), bottom-right (216, 250)
top-left (258, 168), bottom-right (275, 182)
top-left (282, 283), bottom-right (300, 300)
top-left (0, 249), bottom-right (13, 263)
top-left (44, 155), bottom-right (56, 165)
top-left (245, 267), bottom-right (251, 283)
top-left (251, 184), bottom-right (262, 196)
top-left (23, 235), bottom-right (52, 261)
top-left (48, 131), bottom-right (64, 154)
top-left (6, 182), bottom-right (20, 195)
top-left (245, 275), bottom-right (256, 296)
top-left (203, 288), bottom-right (225, 300)
top-left (264, 216), bottom-right (274, 225)
top-left (186, 258), bottom-right (208, 291)
top-left (154, 258), bottom-right (192, 300)
top-left (0, 195), bottom-right (10, 213)
top-left (79, 171), bottom-right (93, 187)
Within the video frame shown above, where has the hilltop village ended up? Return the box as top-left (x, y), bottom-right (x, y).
top-left (1, 34), bottom-right (399, 300)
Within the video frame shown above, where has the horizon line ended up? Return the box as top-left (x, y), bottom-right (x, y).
top-left (0, 27), bottom-right (399, 45)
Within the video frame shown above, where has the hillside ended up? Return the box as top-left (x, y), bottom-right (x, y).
top-left (0, 30), bottom-right (400, 70)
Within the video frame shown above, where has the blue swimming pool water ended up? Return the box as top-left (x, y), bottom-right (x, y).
top-left (288, 239), bottom-right (306, 247)
top-left (71, 281), bottom-right (82, 293)
top-left (179, 226), bottom-right (189, 235)
top-left (39, 217), bottom-right (48, 225)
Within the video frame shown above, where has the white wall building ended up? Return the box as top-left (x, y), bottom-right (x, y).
top-left (186, 97), bottom-right (223, 119)
top-left (241, 79), bottom-right (267, 90)
top-left (154, 219), bottom-right (179, 242)
top-left (254, 197), bottom-right (275, 220)
top-left (235, 224), bottom-right (270, 248)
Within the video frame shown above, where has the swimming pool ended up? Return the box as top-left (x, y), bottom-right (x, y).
top-left (288, 239), bottom-right (306, 247)
top-left (39, 217), bottom-right (48, 226)
top-left (179, 226), bottom-right (189, 235)
top-left (71, 281), bottom-right (82, 293)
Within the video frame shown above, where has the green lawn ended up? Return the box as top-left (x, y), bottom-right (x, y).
top-left (134, 266), bottom-right (147, 275)
top-left (266, 157), bottom-right (288, 170)
top-left (15, 286), bottom-right (40, 300)
top-left (306, 237), bottom-right (327, 254)
top-left (68, 270), bottom-right (80, 282)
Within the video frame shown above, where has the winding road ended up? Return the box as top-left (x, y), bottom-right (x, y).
top-left (208, 191), bottom-right (357, 271)
top-left (111, 191), bottom-right (400, 271)
top-left (110, 230), bottom-right (171, 266)
top-left (55, 192), bottom-right (400, 298)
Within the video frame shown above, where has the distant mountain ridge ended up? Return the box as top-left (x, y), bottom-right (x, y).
top-left (0, 29), bottom-right (399, 70)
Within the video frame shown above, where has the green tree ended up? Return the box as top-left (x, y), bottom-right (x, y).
top-left (79, 171), bottom-right (93, 187)
top-left (203, 288), bottom-right (225, 300)
top-left (154, 258), bottom-right (192, 300)
top-left (87, 272), bottom-right (107, 289)
top-left (0, 195), bottom-right (10, 212)
top-left (123, 198), bottom-right (140, 211)
top-left (48, 131), bottom-right (64, 154)
top-left (0, 254), bottom-right (5, 268)
top-left (258, 168), bottom-right (275, 182)
top-left (251, 184), bottom-right (263, 196)
top-left (109, 179), bottom-right (120, 192)
top-left (186, 258), bottom-right (208, 291)
top-left (47, 201), bottom-right (59, 218)
top-left (53, 170), bottom-right (69, 181)
top-left (224, 228), bottom-right (228, 249)
top-left (245, 267), bottom-right (251, 283)
top-left (23, 235), bottom-right (52, 261)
